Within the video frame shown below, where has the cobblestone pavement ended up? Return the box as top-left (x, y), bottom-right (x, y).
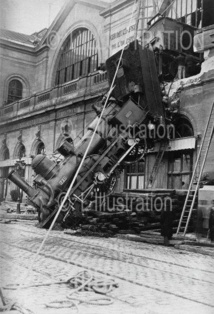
top-left (0, 221), bottom-right (214, 314)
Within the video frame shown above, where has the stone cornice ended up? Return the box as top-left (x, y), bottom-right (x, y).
top-left (100, 0), bottom-right (135, 17)
top-left (0, 71), bottom-right (109, 131)
top-left (0, 88), bottom-right (109, 133)
top-left (0, 39), bottom-right (35, 52)
top-left (0, 91), bottom-right (105, 134)
top-left (0, 53), bottom-right (48, 67)
top-left (0, 40), bottom-right (49, 56)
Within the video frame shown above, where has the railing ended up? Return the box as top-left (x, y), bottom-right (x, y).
top-left (37, 92), bottom-right (50, 103)
top-left (0, 71), bottom-right (108, 122)
top-left (4, 105), bottom-right (13, 114)
top-left (94, 71), bottom-right (108, 84)
top-left (19, 98), bottom-right (31, 109)
top-left (63, 82), bottom-right (77, 95)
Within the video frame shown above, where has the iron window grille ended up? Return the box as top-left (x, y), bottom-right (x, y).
top-left (7, 79), bottom-right (23, 104)
top-left (55, 28), bottom-right (98, 85)
top-left (125, 161), bottom-right (145, 190)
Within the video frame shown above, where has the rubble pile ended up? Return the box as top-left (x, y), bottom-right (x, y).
top-left (74, 191), bottom-right (197, 236)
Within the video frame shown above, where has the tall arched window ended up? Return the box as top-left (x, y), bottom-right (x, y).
top-left (17, 144), bottom-right (26, 159)
top-left (55, 28), bottom-right (98, 85)
top-left (174, 116), bottom-right (194, 138)
top-left (0, 147), bottom-right (10, 178)
top-left (7, 79), bottom-right (23, 104)
top-left (0, 146), bottom-right (10, 201)
top-left (36, 141), bottom-right (45, 155)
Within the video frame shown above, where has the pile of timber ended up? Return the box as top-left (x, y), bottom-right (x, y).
top-left (76, 190), bottom-right (197, 236)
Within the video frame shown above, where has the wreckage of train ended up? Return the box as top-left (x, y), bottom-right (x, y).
top-left (8, 27), bottom-right (214, 230)
top-left (8, 40), bottom-right (167, 226)
top-left (1, 0), bottom-right (214, 234)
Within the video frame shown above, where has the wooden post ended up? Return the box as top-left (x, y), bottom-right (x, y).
top-left (0, 287), bottom-right (6, 306)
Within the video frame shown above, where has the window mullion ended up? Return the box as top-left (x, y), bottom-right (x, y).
top-left (55, 28), bottom-right (98, 84)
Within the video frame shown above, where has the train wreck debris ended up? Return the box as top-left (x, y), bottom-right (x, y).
top-left (7, 20), bottom-right (214, 236)
top-left (8, 40), bottom-right (174, 229)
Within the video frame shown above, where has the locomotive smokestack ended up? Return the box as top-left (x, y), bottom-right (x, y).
top-left (8, 170), bottom-right (36, 198)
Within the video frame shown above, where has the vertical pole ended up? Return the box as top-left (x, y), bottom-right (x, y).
top-left (0, 287), bottom-right (6, 306)
top-left (4, 178), bottom-right (8, 200)
top-left (190, 0), bottom-right (193, 26)
top-left (176, 0), bottom-right (178, 19)
top-left (201, 0), bottom-right (204, 28)
top-left (185, 0), bottom-right (188, 23)
top-left (134, 0), bottom-right (141, 43)
top-left (196, 0), bottom-right (198, 27)
top-left (180, 0), bottom-right (183, 19)
top-left (138, 0), bottom-right (145, 45)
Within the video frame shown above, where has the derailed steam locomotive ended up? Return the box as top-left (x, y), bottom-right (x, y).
top-left (8, 40), bottom-right (171, 228)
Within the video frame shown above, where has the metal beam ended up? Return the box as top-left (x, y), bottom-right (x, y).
top-left (159, 0), bottom-right (174, 15)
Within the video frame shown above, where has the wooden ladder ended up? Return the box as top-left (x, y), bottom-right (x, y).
top-left (176, 103), bottom-right (214, 236)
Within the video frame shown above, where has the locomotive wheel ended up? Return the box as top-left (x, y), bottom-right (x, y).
top-left (123, 137), bottom-right (147, 164)
top-left (86, 174), bottom-right (117, 207)
top-left (57, 192), bottom-right (72, 212)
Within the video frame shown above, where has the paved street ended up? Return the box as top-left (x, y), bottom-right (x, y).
top-left (0, 220), bottom-right (214, 314)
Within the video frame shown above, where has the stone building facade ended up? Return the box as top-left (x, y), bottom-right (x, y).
top-left (0, 0), bottom-right (214, 202)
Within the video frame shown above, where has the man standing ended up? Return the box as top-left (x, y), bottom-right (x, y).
top-left (209, 200), bottom-right (214, 243)
top-left (160, 207), bottom-right (174, 246)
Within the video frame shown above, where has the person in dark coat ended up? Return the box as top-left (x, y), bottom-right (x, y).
top-left (175, 54), bottom-right (186, 79)
top-left (160, 207), bottom-right (174, 246)
top-left (196, 207), bottom-right (203, 241)
top-left (209, 201), bottom-right (214, 243)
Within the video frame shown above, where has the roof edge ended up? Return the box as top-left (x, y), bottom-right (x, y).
top-left (39, 0), bottom-right (109, 48)
top-left (100, 0), bottom-right (135, 16)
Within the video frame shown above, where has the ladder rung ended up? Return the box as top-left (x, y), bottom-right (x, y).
top-left (205, 130), bottom-right (212, 135)
top-left (177, 103), bottom-right (214, 236)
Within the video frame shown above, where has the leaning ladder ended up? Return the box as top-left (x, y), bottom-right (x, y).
top-left (176, 103), bottom-right (214, 236)
top-left (147, 141), bottom-right (168, 188)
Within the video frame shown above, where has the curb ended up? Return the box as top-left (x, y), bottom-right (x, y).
top-left (117, 234), bottom-right (183, 246)
top-left (174, 244), bottom-right (214, 257)
top-left (117, 234), bottom-right (214, 256)
top-left (183, 240), bottom-right (214, 248)
top-left (0, 213), bottom-right (37, 221)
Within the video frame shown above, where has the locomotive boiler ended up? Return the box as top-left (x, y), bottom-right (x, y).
top-left (8, 40), bottom-right (168, 228)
